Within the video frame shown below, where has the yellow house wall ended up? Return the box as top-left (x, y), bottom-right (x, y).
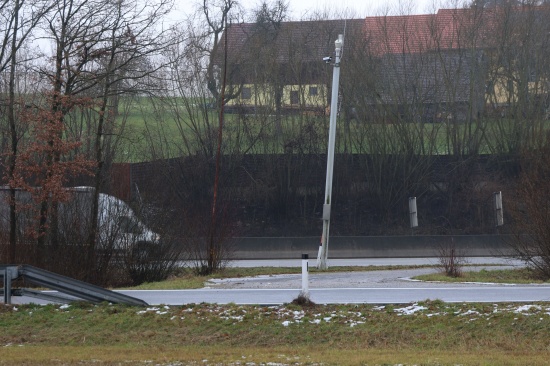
top-left (486, 67), bottom-right (548, 107)
top-left (528, 78), bottom-right (549, 95)
top-left (486, 74), bottom-right (517, 106)
top-left (227, 83), bottom-right (327, 109)
top-left (226, 84), bottom-right (276, 107)
top-left (282, 84), bottom-right (326, 108)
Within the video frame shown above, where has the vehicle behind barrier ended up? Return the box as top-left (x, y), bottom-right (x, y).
top-left (0, 186), bottom-right (160, 253)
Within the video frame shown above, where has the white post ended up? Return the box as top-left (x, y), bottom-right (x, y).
top-left (301, 253), bottom-right (309, 298)
top-left (494, 191), bottom-right (503, 227)
top-left (317, 34), bottom-right (343, 270)
top-left (409, 197), bottom-right (418, 228)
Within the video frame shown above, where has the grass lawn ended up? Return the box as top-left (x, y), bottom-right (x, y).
top-left (414, 267), bottom-right (550, 284)
top-left (2, 266), bottom-right (549, 365)
top-left (1, 300), bottom-right (549, 365)
top-left (112, 96), bottom-right (550, 162)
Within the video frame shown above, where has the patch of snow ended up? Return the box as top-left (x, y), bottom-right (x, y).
top-left (514, 305), bottom-right (542, 314)
top-left (426, 313), bottom-right (442, 317)
top-left (394, 304), bottom-right (427, 315)
top-left (459, 309), bottom-right (480, 316)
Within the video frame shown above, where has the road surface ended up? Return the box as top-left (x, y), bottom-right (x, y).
top-left (9, 258), bottom-right (550, 305)
top-left (118, 286), bottom-right (550, 305)
top-left (116, 262), bottom-right (550, 305)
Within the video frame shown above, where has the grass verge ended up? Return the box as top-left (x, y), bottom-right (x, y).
top-left (1, 301), bottom-right (550, 365)
top-left (414, 267), bottom-right (550, 284)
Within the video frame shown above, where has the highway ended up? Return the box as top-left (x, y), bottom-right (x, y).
top-left (116, 258), bottom-right (549, 305)
top-left (9, 257), bottom-right (550, 306)
top-left (118, 286), bottom-right (550, 305)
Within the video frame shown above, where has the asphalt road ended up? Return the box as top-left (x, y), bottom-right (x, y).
top-left (118, 285), bottom-right (550, 305)
top-left (116, 261), bottom-right (550, 305)
top-left (10, 257), bottom-right (549, 306)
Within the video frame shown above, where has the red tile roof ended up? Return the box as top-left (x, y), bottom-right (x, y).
top-left (362, 8), bottom-right (504, 55)
top-left (363, 14), bottom-right (434, 55)
top-left (222, 19), bottom-right (364, 64)
top-left (219, 5), bottom-right (550, 62)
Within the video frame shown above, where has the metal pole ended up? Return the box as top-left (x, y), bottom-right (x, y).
top-left (317, 34), bottom-right (343, 270)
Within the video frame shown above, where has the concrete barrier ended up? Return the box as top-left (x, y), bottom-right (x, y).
top-left (231, 235), bottom-right (514, 259)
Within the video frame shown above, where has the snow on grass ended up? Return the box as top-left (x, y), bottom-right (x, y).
top-left (514, 304), bottom-right (542, 314)
top-left (394, 304), bottom-right (427, 315)
top-left (136, 306), bottom-right (171, 315)
top-left (15, 301), bottom-right (546, 329)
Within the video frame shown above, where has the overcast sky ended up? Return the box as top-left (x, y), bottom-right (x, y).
top-left (279, 0), bottom-right (437, 18)
top-left (174, 0), bottom-right (448, 22)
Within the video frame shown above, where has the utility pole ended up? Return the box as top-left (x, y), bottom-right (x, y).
top-left (317, 34), bottom-right (343, 270)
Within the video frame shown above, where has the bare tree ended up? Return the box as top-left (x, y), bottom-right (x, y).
top-left (508, 143), bottom-right (550, 280)
top-left (204, 0), bottom-right (240, 106)
top-left (138, 1), bottom-right (246, 274)
top-left (0, 0), bottom-right (54, 263)
top-left (484, 3), bottom-right (550, 155)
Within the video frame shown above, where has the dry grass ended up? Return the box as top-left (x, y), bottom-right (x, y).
top-left (1, 346), bottom-right (550, 365)
top-left (415, 267), bottom-right (550, 284)
top-left (1, 301), bottom-right (549, 365)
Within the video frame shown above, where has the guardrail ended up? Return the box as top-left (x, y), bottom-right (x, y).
top-left (1, 264), bottom-right (148, 306)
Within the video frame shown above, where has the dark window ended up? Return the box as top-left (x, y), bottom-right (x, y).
top-left (290, 90), bottom-right (299, 105)
top-left (241, 87), bottom-right (251, 100)
top-left (309, 86), bottom-right (318, 96)
top-left (486, 80), bottom-right (494, 94)
top-left (507, 79), bottom-right (514, 100)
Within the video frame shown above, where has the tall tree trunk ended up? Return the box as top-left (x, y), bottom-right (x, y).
top-left (7, 0), bottom-right (21, 264)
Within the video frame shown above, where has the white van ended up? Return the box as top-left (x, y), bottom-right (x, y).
top-left (70, 187), bottom-right (160, 251)
top-left (0, 186), bottom-right (160, 252)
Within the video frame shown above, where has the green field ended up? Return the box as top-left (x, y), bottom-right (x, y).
top-left (113, 96), bottom-right (550, 162)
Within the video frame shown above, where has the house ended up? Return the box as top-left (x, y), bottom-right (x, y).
top-left (364, 51), bottom-right (487, 123)
top-left (216, 5), bottom-right (550, 121)
top-left (219, 19), bottom-right (364, 114)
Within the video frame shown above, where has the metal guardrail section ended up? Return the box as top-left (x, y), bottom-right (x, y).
top-left (0, 264), bottom-right (148, 306)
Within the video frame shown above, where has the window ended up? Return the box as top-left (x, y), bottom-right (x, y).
top-left (241, 87), bottom-right (251, 100)
top-left (290, 90), bottom-right (299, 105)
top-left (486, 80), bottom-right (494, 95)
top-left (309, 86), bottom-right (318, 96)
top-left (507, 79), bottom-right (514, 100)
